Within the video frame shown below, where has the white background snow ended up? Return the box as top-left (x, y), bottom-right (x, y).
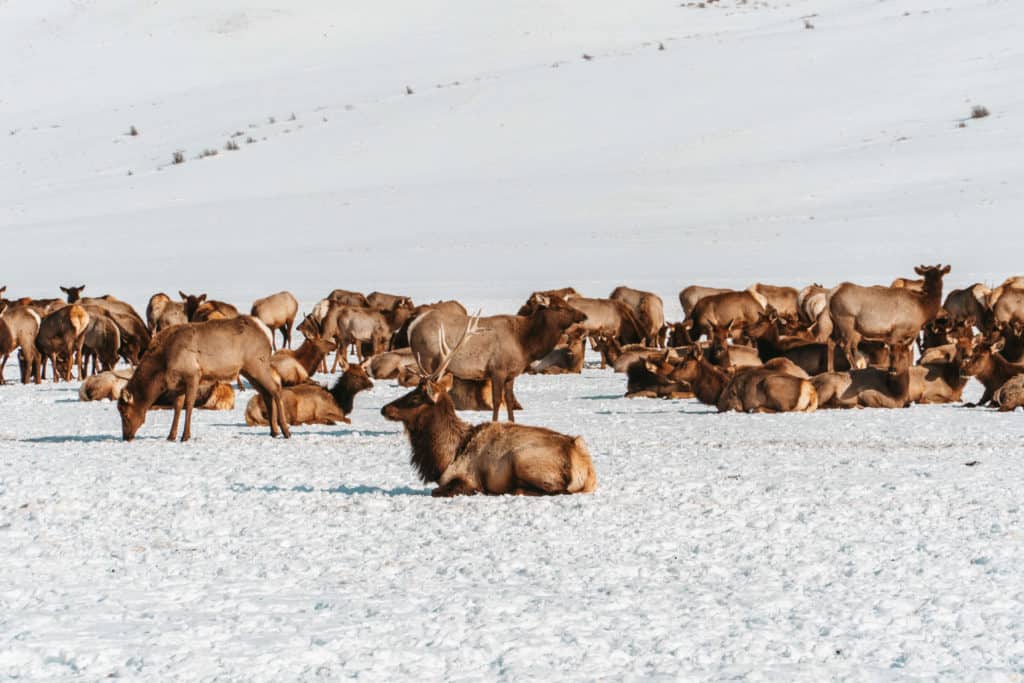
top-left (2, 0), bottom-right (1024, 678)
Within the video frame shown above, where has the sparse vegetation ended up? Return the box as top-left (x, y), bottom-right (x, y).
top-left (970, 105), bottom-right (990, 119)
top-left (289, 112), bottom-right (297, 121)
top-left (246, 136), bottom-right (256, 144)
top-left (405, 86), bottom-right (414, 95)
top-left (172, 151), bottom-right (185, 164)
top-left (804, 18), bottom-right (815, 29)
top-left (225, 139), bottom-right (240, 151)
top-left (268, 116), bottom-right (276, 124)
top-left (128, 125), bottom-right (139, 136)
top-left (197, 148), bottom-right (219, 159)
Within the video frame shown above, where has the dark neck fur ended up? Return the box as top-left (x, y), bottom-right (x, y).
top-left (404, 396), bottom-right (471, 483)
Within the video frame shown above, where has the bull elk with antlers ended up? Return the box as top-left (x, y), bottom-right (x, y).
top-left (382, 317), bottom-right (597, 497)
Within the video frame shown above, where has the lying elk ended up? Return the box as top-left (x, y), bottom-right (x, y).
top-left (251, 291), bottom-right (299, 350)
top-left (180, 292), bottom-right (239, 322)
top-left (959, 338), bottom-right (1024, 407)
top-left (610, 286), bottom-right (665, 347)
top-left (812, 345), bottom-right (914, 409)
top-left (147, 293), bottom-right (188, 332)
top-left (270, 337), bottom-right (337, 386)
top-left (625, 353), bottom-right (693, 399)
top-left (829, 265), bottom-right (949, 370)
top-left (529, 327), bottom-right (587, 375)
top-left (118, 317), bottom-right (289, 441)
top-left (246, 363), bottom-right (373, 426)
top-left (409, 299), bottom-right (586, 421)
top-left (382, 318), bottom-right (597, 496)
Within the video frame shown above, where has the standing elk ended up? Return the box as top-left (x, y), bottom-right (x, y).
top-left (797, 284), bottom-right (832, 342)
top-left (118, 317), bottom-right (289, 441)
top-left (408, 300), bottom-right (586, 422)
top-left (251, 291), bottom-right (299, 350)
top-left (35, 304), bottom-right (90, 382)
top-left (828, 265), bottom-right (949, 369)
top-left (610, 286), bottom-right (665, 347)
top-left (749, 284), bottom-right (800, 320)
top-left (943, 284), bottom-right (992, 332)
top-left (328, 289), bottom-right (369, 307)
top-left (391, 300), bottom-right (468, 349)
top-left (80, 308), bottom-right (121, 375)
top-left (147, 293), bottom-right (188, 333)
top-left (687, 289), bottom-right (767, 342)
top-left (679, 286), bottom-right (732, 319)
top-left (321, 304), bottom-right (392, 367)
top-left (382, 319), bottom-right (597, 496)
top-left (1, 304), bottom-right (41, 384)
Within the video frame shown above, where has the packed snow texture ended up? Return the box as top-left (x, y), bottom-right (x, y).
top-left (3, 0), bottom-right (1024, 679)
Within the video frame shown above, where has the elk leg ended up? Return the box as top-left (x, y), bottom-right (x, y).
top-left (0, 352), bottom-right (7, 385)
top-left (504, 378), bottom-right (517, 422)
top-left (168, 394), bottom-right (184, 441)
top-left (180, 381), bottom-right (199, 442)
top-left (273, 390), bottom-right (291, 438)
top-left (490, 373), bottom-right (503, 422)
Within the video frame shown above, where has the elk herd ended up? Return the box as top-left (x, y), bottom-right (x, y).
top-left (3, 266), bottom-right (1024, 495)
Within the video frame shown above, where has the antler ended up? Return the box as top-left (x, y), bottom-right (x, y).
top-left (432, 312), bottom-right (481, 380)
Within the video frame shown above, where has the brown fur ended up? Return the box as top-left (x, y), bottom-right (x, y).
top-left (609, 286), bottom-right (666, 347)
top-left (679, 285), bottom-right (732, 318)
top-left (960, 339), bottom-right (1024, 407)
top-left (251, 291), bottom-right (299, 350)
top-left (381, 375), bottom-right (596, 496)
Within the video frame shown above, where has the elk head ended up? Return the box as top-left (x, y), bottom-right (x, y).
top-left (117, 387), bottom-right (147, 441)
top-left (60, 285), bottom-right (86, 303)
top-left (960, 338), bottom-right (1001, 377)
top-left (179, 292), bottom-right (207, 320)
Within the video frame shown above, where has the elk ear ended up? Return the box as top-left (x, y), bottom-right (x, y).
top-left (941, 265), bottom-right (951, 275)
top-left (120, 389), bottom-right (134, 405)
top-left (199, 294), bottom-right (207, 302)
top-left (78, 285), bottom-right (85, 291)
top-left (179, 291), bottom-right (188, 300)
top-left (60, 286), bottom-right (69, 294)
top-left (914, 266), bottom-right (925, 275)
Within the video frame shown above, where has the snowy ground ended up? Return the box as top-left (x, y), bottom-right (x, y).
top-left (4, 0), bottom-right (1024, 678)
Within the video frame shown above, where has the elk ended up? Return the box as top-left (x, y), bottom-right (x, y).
top-left (321, 304), bottom-right (392, 366)
top-left (0, 304), bottom-right (41, 384)
top-left (271, 337), bottom-right (337, 385)
top-left (35, 305), bottom-right (90, 381)
top-left (79, 368), bottom-right (134, 401)
top-left (367, 291), bottom-right (414, 311)
top-left (812, 345), bottom-right (914, 409)
top-left (147, 293), bottom-right (188, 332)
top-left (59, 285), bottom-right (86, 302)
top-left (516, 288), bottom-right (581, 315)
top-left (391, 300), bottom-right (467, 349)
top-left (245, 364), bottom-right (374, 426)
top-left (179, 292), bottom-right (239, 322)
top-left (327, 289), bottom-right (369, 307)
top-left (80, 309), bottom-right (121, 375)
top-left (708, 322), bottom-right (762, 370)
top-left (382, 319), bottom-right (597, 496)
top-left (625, 355), bottom-right (693, 399)
top-left (959, 338), bottom-right (1024, 407)
top-left (518, 294), bottom-right (639, 352)
top-left (251, 291), bottom-right (299, 350)
top-left (117, 317), bottom-right (289, 441)
top-left (408, 300), bottom-right (587, 421)
top-left (991, 288), bottom-right (1024, 330)
top-left (749, 284), bottom-right (800, 320)
top-left (592, 331), bottom-right (673, 373)
top-left (994, 375), bottom-right (1024, 412)
top-left (891, 278), bottom-right (925, 292)
top-left (529, 328), bottom-right (587, 375)
top-left (369, 348), bottom-right (418, 380)
top-left (715, 364), bottom-right (819, 413)
top-left (943, 284), bottom-right (992, 331)
top-left (687, 289), bottom-right (766, 341)
top-left (908, 357), bottom-right (968, 405)
top-left (797, 284), bottom-right (832, 342)
top-left (679, 286), bottom-right (732, 318)
top-left (746, 308), bottom-right (851, 375)
top-left (828, 265), bottom-right (949, 369)
top-left (610, 286), bottom-right (666, 347)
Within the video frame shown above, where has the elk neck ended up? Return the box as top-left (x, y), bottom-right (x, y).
top-left (406, 396), bottom-right (472, 484)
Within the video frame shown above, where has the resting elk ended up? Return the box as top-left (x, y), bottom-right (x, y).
top-left (408, 299), bottom-right (586, 422)
top-left (828, 265), bottom-right (949, 369)
top-left (251, 291), bottom-right (299, 350)
top-left (245, 363), bottom-right (374, 426)
top-left (959, 338), bottom-right (1024, 408)
top-left (180, 292), bottom-right (239, 322)
top-left (118, 317), bottom-right (289, 441)
top-left (270, 337), bottom-right (337, 386)
top-left (382, 319), bottom-right (597, 497)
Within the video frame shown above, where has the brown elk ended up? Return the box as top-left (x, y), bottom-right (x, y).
top-left (592, 331), bottom-right (671, 373)
top-left (746, 308), bottom-right (851, 375)
top-left (908, 356), bottom-right (968, 405)
top-left (749, 284), bottom-right (800, 320)
top-left (891, 278), bottom-right (925, 292)
top-left (1, 304), bottom-right (41, 384)
top-left (147, 293), bottom-right (188, 333)
top-left (118, 317), bottom-right (289, 441)
top-left (516, 288), bottom-right (581, 315)
top-left (369, 348), bottom-right (418, 380)
top-left (528, 327), bottom-right (587, 375)
top-left (679, 286), bottom-right (732, 318)
top-left (35, 305), bottom-right (90, 382)
top-left (625, 354), bottom-right (693, 399)
top-left (609, 286), bottom-right (666, 347)
top-left (812, 345), bottom-right (914, 409)
top-left (960, 338), bottom-right (1024, 407)
top-left (327, 289), bottom-right (369, 307)
top-left (708, 322), bottom-right (762, 370)
top-left (991, 288), bottom-right (1024, 330)
top-left (321, 304), bottom-right (392, 367)
top-left (994, 375), bottom-right (1024, 412)
top-left (79, 368), bottom-right (134, 401)
top-left (391, 300), bottom-right (468, 349)
top-left (829, 265), bottom-right (949, 369)
top-left (382, 320), bottom-right (597, 496)
top-left (687, 289), bottom-right (766, 341)
top-left (797, 284), bottom-right (832, 342)
top-left (409, 301), bottom-right (586, 422)
top-left (179, 292), bottom-right (239, 322)
top-left (245, 363), bottom-right (374, 426)
top-left (943, 284), bottom-right (992, 331)
top-left (80, 309), bottom-right (121, 375)
top-left (251, 291), bottom-right (299, 350)
top-left (271, 337), bottom-right (337, 385)
top-left (715, 364), bottom-right (819, 413)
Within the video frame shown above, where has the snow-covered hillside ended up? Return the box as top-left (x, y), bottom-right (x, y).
top-left (3, 0), bottom-right (1022, 307)
top-left (3, 0), bottom-right (1024, 679)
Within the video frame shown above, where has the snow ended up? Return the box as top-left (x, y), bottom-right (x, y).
top-left (3, 0), bottom-right (1024, 678)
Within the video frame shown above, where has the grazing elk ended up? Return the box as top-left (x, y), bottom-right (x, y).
top-left (251, 291), bottom-right (299, 350)
top-left (610, 286), bottom-right (666, 347)
top-left (35, 304), bottom-right (90, 382)
top-left (679, 286), bottom-right (732, 319)
top-left (797, 284), bottom-right (832, 342)
top-left (1, 304), bottom-right (41, 384)
top-left (147, 293), bottom-right (188, 333)
top-left (382, 320), bottom-right (597, 496)
top-left (409, 301), bottom-right (587, 422)
top-left (118, 317), bottom-right (289, 441)
top-left (959, 338), bottom-right (1024, 408)
top-left (179, 292), bottom-right (240, 322)
top-left (246, 363), bottom-right (374, 426)
top-left (828, 265), bottom-right (949, 370)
